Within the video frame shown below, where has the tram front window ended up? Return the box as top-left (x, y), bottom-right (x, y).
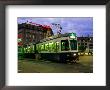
top-left (61, 40), bottom-right (69, 51)
top-left (70, 40), bottom-right (77, 50)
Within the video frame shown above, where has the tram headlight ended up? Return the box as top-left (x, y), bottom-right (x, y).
top-left (85, 53), bottom-right (88, 55)
top-left (78, 53), bottom-right (80, 55)
top-left (73, 53), bottom-right (76, 56)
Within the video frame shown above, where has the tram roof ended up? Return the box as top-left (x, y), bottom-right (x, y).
top-left (39, 33), bottom-right (77, 43)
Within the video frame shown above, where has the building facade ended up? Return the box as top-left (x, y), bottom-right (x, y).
top-left (18, 23), bottom-right (54, 47)
top-left (77, 37), bottom-right (93, 53)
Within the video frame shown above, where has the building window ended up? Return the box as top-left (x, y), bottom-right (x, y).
top-left (81, 39), bottom-right (83, 42)
top-left (78, 43), bottom-right (80, 45)
top-left (45, 43), bottom-right (49, 51)
top-left (81, 43), bottom-right (84, 45)
top-left (85, 43), bottom-right (87, 45)
top-left (85, 40), bottom-right (87, 42)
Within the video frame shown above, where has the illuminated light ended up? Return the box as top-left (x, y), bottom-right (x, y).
top-left (45, 43), bottom-right (48, 45)
top-left (49, 42), bottom-right (53, 45)
top-left (28, 50), bottom-right (30, 52)
top-left (69, 33), bottom-right (76, 39)
top-left (73, 53), bottom-right (76, 56)
top-left (81, 53), bottom-right (84, 55)
top-left (56, 42), bottom-right (59, 43)
top-left (85, 53), bottom-right (88, 55)
top-left (70, 35), bottom-right (75, 39)
top-left (49, 37), bottom-right (52, 39)
top-left (78, 53), bottom-right (80, 55)
top-left (89, 53), bottom-right (91, 55)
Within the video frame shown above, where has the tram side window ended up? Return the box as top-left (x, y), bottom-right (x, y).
top-left (18, 48), bottom-right (20, 53)
top-left (29, 46), bottom-right (32, 53)
top-left (24, 48), bottom-right (27, 53)
top-left (56, 42), bottom-right (59, 51)
top-left (28, 46), bottom-right (32, 53)
top-left (39, 45), bottom-right (42, 52)
top-left (24, 48), bottom-right (26, 53)
top-left (52, 43), bottom-right (55, 51)
top-left (36, 45), bottom-right (39, 51)
top-left (41, 44), bottom-right (45, 51)
top-left (27, 47), bottom-right (30, 53)
top-left (70, 40), bottom-right (77, 50)
top-left (49, 42), bottom-right (53, 52)
top-left (18, 47), bottom-right (22, 53)
top-left (29, 45), bottom-right (34, 53)
top-left (32, 45), bottom-right (35, 53)
top-left (45, 43), bottom-right (49, 51)
top-left (29, 47), bottom-right (32, 53)
top-left (36, 45), bottom-right (38, 50)
top-left (61, 40), bottom-right (69, 51)
top-left (54, 42), bottom-right (59, 52)
top-left (37, 45), bottom-right (41, 52)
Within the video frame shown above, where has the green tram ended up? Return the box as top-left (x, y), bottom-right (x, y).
top-left (18, 33), bottom-right (79, 63)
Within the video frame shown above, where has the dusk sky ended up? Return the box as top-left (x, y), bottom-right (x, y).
top-left (17, 17), bottom-right (93, 37)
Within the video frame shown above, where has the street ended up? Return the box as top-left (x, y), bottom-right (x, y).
top-left (18, 55), bottom-right (93, 73)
